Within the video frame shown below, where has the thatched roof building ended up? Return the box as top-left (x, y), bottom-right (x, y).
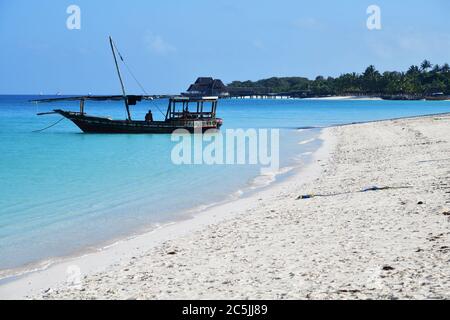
top-left (185, 77), bottom-right (229, 97)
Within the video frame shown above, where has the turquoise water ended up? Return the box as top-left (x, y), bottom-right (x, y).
top-left (1, 95), bottom-right (450, 272)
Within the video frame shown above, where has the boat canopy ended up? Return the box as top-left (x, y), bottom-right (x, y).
top-left (31, 95), bottom-right (219, 104)
top-left (31, 95), bottom-right (154, 104)
top-left (166, 96), bottom-right (218, 120)
top-left (169, 96), bottom-right (219, 102)
top-left (34, 94), bottom-right (219, 121)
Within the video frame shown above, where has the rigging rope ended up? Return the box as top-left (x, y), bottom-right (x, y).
top-left (111, 41), bottom-right (166, 117)
top-left (32, 117), bottom-right (65, 133)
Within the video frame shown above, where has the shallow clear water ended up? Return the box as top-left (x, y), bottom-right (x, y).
top-left (1, 95), bottom-right (449, 271)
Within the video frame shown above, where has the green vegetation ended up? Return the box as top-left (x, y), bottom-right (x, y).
top-left (228, 60), bottom-right (450, 98)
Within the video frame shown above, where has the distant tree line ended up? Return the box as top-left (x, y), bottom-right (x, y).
top-left (227, 60), bottom-right (450, 98)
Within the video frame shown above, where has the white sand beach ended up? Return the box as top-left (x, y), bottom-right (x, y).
top-left (1, 114), bottom-right (449, 300)
top-left (304, 96), bottom-right (383, 101)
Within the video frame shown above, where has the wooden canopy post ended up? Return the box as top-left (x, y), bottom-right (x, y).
top-left (165, 100), bottom-right (171, 120)
top-left (212, 101), bottom-right (217, 118)
top-left (80, 99), bottom-right (85, 115)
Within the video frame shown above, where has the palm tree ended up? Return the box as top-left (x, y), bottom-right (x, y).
top-left (362, 65), bottom-right (381, 94)
top-left (431, 64), bottom-right (441, 74)
top-left (407, 65), bottom-right (420, 75)
top-left (441, 63), bottom-right (450, 73)
top-left (420, 59), bottom-right (432, 72)
top-left (363, 65), bottom-right (379, 77)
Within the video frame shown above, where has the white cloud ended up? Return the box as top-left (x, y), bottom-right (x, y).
top-left (366, 30), bottom-right (450, 60)
top-left (144, 32), bottom-right (176, 55)
top-left (397, 32), bottom-right (450, 53)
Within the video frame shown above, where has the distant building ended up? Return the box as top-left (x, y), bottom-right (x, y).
top-left (184, 77), bottom-right (229, 97)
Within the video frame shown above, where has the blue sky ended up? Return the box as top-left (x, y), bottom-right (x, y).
top-left (1, 0), bottom-right (449, 94)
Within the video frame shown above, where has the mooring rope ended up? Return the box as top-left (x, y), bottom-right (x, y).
top-left (296, 186), bottom-right (412, 200)
top-left (32, 117), bottom-right (65, 133)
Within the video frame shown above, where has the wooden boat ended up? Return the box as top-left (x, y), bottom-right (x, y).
top-left (34, 37), bottom-right (223, 134)
top-left (36, 95), bottom-right (223, 133)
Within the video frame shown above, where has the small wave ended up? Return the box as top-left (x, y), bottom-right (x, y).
top-left (0, 256), bottom-right (61, 283)
top-left (250, 166), bottom-right (294, 189)
top-left (297, 126), bottom-right (316, 131)
top-left (298, 138), bottom-right (316, 145)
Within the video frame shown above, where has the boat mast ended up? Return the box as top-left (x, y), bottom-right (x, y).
top-left (109, 36), bottom-right (131, 121)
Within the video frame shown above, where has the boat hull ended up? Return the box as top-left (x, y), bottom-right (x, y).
top-left (55, 110), bottom-right (222, 134)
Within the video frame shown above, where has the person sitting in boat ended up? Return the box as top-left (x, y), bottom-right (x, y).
top-left (182, 106), bottom-right (190, 119)
top-left (145, 110), bottom-right (153, 122)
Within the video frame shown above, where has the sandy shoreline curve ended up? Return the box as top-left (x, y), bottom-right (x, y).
top-left (1, 113), bottom-right (449, 299)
